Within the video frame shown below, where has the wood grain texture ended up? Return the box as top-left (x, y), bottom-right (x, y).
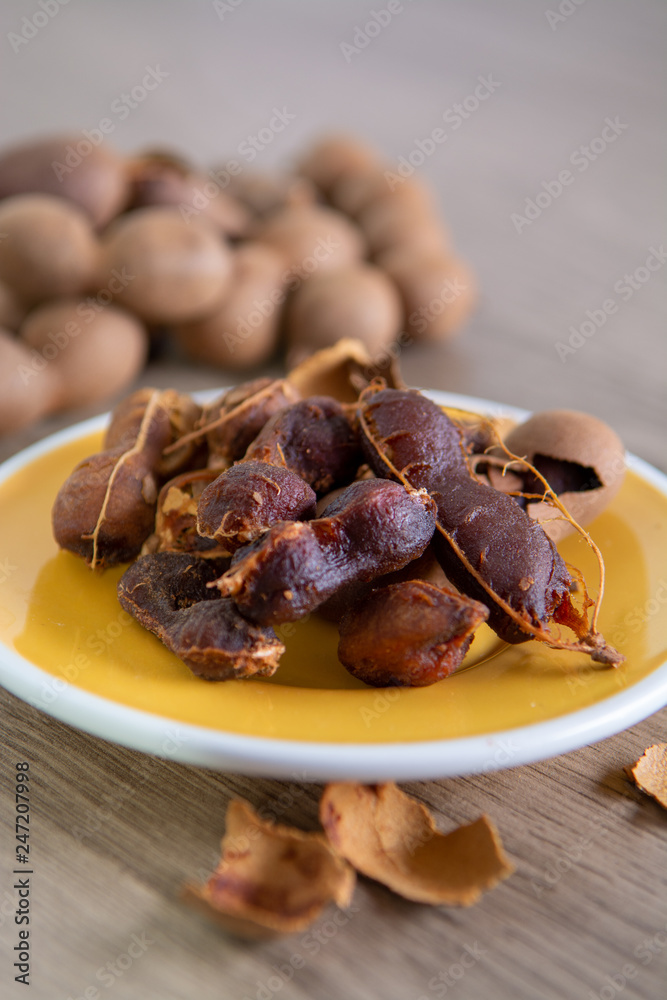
top-left (0, 2), bottom-right (665, 998)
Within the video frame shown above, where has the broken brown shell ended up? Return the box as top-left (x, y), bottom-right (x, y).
top-left (320, 782), bottom-right (514, 906)
top-left (625, 743), bottom-right (667, 810)
top-left (144, 469), bottom-right (223, 556)
top-left (503, 409), bottom-right (626, 543)
top-left (182, 798), bottom-right (356, 938)
top-left (287, 338), bottom-right (405, 404)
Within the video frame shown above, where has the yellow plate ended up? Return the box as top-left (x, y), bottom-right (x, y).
top-left (0, 392), bottom-right (666, 780)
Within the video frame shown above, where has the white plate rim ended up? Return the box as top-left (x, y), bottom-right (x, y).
top-left (1, 390), bottom-right (666, 782)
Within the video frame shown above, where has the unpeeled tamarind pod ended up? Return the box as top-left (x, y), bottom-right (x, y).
top-left (0, 134), bottom-right (129, 227)
top-left (284, 264), bottom-right (402, 367)
top-left (358, 388), bottom-right (572, 643)
top-left (215, 479), bottom-right (437, 627)
top-left (173, 243), bottom-right (287, 370)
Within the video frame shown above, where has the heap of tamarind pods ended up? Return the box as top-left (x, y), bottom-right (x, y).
top-left (0, 133), bottom-right (474, 435)
top-left (51, 340), bottom-right (626, 688)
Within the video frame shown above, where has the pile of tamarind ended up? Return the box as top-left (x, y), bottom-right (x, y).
top-left (52, 342), bottom-right (624, 687)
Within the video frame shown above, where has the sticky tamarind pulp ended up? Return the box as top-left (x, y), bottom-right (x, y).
top-left (118, 553), bottom-right (284, 680)
top-left (243, 395), bottom-right (362, 494)
top-left (215, 479), bottom-right (437, 626)
top-left (104, 387), bottom-right (203, 475)
top-left (359, 387), bottom-right (621, 664)
top-left (338, 581), bottom-right (488, 687)
top-left (202, 378), bottom-right (301, 469)
top-left (197, 462), bottom-right (317, 555)
top-left (317, 545), bottom-right (447, 623)
top-left (195, 395), bottom-right (358, 554)
top-left (52, 389), bottom-right (197, 569)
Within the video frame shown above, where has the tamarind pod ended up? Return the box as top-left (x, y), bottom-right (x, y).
top-left (196, 395), bottom-right (358, 555)
top-left (203, 378), bottom-right (300, 470)
top-left (104, 387), bottom-right (204, 476)
top-left (429, 487), bottom-right (571, 642)
top-left (118, 553), bottom-right (284, 680)
top-left (317, 545), bottom-right (447, 623)
top-left (243, 395), bottom-right (362, 494)
top-left (52, 390), bottom-right (177, 569)
top-left (338, 580), bottom-right (488, 687)
top-left (358, 388), bottom-right (571, 643)
top-left (197, 462), bottom-right (317, 555)
top-left (215, 479), bottom-right (437, 627)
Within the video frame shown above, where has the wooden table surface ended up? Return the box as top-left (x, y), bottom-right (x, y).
top-left (1, 2), bottom-right (665, 998)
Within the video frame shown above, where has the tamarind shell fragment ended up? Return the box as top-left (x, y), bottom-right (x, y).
top-left (118, 553), bottom-right (284, 680)
top-left (197, 461), bottom-right (317, 554)
top-left (287, 337), bottom-right (406, 405)
top-left (243, 395), bottom-right (362, 494)
top-left (182, 798), bottom-right (355, 937)
top-left (216, 479), bottom-right (437, 627)
top-left (359, 388), bottom-right (572, 644)
top-left (145, 469), bottom-right (224, 556)
top-left (338, 581), bottom-right (488, 687)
